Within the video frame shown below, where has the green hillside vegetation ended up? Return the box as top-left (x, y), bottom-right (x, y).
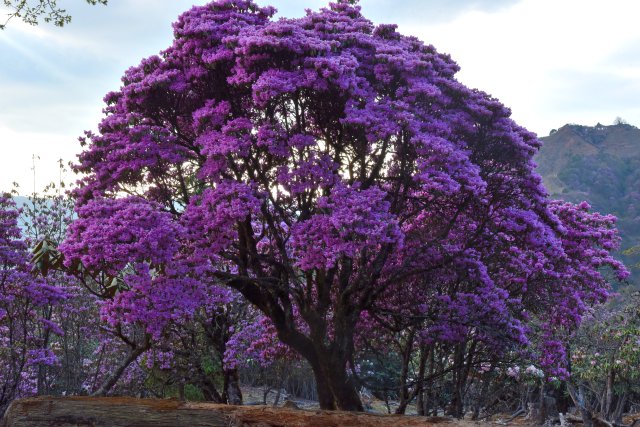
top-left (537, 122), bottom-right (640, 284)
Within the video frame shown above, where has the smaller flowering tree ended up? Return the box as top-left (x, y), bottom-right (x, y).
top-left (224, 308), bottom-right (300, 404)
top-left (568, 291), bottom-right (640, 426)
top-left (140, 289), bottom-right (251, 404)
top-left (53, 197), bottom-right (205, 396)
top-left (21, 181), bottom-right (142, 398)
top-left (359, 199), bottom-right (627, 417)
top-left (19, 180), bottom-right (90, 396)
top-left (0, 194), bottom-right (66, 416)
top-left (34, 195), bottom-right (259, 401)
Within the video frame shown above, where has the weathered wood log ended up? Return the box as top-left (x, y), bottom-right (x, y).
top-left (1, 397), bottom-right (227, 427)
top-left (564, 413), bottom-right (617, 427)
top-left (1, 396), bottom-right (456, 427)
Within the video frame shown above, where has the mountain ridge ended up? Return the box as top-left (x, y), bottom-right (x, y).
top-left (536, 122), bottom-right (640, 284)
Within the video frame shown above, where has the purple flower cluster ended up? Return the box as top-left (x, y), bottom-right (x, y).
top-left (0, 195), bottom-right (67, 413)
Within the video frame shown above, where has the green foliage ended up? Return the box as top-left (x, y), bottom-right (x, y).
top-left (1, 0), bottom-right (107, 29)
top-left (184, 384), bottom-right (205, 401)
top-left (200, 355), bottom-right (220, 377)
top-left (558, 153), bottom-right (640, 282)
top-left (357, 352), bottom-right (402, 400)
top-left (571, 291), bottom-right (640, 390)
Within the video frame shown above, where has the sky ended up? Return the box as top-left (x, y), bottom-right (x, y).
top-left (1, 0), bottom-right (639, 194)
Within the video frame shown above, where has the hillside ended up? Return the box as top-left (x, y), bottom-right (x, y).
top-left (536, 122), bottom-right (640, 284)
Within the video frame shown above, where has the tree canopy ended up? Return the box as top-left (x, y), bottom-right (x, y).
top-left (62, 0), bottom-right (627, 411)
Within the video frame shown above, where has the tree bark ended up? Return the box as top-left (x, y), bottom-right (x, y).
top-left (198, 374), bottom-right (224, 403)
top-left (91, 343), bottom-right (149, 397)
top-left (274, 329), bottom-right (363, 411)
top-left (567, 382), bottom-right (594, 427)
top-left (612, 392), bottom-right (627, 425)
top-left (223, 368), bottom-right (243, 405)
top-left (395, 329), bottom-right (416, 415)
top-left (0, 396), bottom-right (458, 427)
top-left (313, 362), bottom-right (337, 410)
top-left (310, 355), bottom-right (363, 412)
top-left (447, 341), bottom-right (476, 418)
top-left (228, 274), bottom-right (364, 411)
top-left (603, 367), bottom-right (615, 420)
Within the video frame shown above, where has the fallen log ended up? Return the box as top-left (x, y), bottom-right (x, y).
top-left (563, 413), bottom-right (617, 427)
top-left (1, 396), bottom-right (456, 427)
top-left (1, 397), bottom-right (227, 427)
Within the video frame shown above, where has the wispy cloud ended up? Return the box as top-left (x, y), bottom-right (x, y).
top-left (0, 32), bottom-right (73, 82)
top-left (2, 0), bottom-right (640, 191)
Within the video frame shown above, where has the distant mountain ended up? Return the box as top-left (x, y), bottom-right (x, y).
top-left (536, 122), bottom-right (640, 284)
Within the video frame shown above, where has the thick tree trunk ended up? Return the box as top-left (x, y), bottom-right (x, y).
top-left (274, 330), bottom-right (363, 411)
top-left (311, 355), bottom-right (363, 412)
top-left (223, 368), bottom-right (243, 405)
top-left (272, 301), bottom-right (363, 410)
top-left (314, 364), bottom-right (337, 410)
top-left (447, 341), bottom-right (476, 418)
top-left (228, 272), bottom-right (364, 411)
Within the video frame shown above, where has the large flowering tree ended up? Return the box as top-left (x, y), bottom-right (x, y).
top-left (64, 0), bottom-right (626, 410)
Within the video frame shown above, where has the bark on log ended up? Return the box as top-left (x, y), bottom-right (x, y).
top-left (564, 413), bottom-right (616, 427)
top-left (1, 396), bottom-right (456, 427)
top-left (1, 397), bottom-right (227, 427)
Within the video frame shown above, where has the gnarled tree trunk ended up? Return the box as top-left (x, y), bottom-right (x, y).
top-left (227, 268), bottom-right (366, 411)
top-left (310, 353), bottom-right (363, 411)
top-left (277, 305), bottom-right (363, 411)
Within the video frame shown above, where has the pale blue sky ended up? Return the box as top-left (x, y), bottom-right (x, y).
top-left (2, 0), bottom-right (639, 193)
